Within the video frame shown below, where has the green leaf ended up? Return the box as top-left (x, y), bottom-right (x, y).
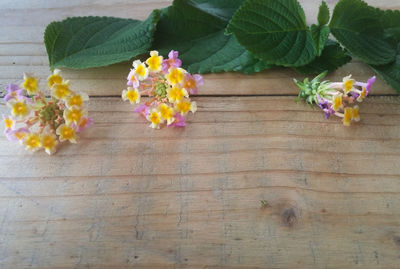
top-left (226, 0), bottom-right (317, 67)
top-left (294, 40), bottom-right (352, 75)
top-left (371, 45), bottom-right (400, 94)
top-left (381, 9), bottom-right (400, 43)
top-left (311, 24), bottom-right (330, 56)
top-left (153, 0), bottom-right (270, 74)
top-left (329, 0), bottom-right (397, 65)
top-left (44, 11), bottom-right (159, 69)
top-left (318, 1), bottom-right (330, 26)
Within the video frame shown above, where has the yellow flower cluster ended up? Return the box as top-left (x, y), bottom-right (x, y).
top-left (3, 70), bottom-right (92, 155)
top-left (122, 50), bottom-right (203, 129)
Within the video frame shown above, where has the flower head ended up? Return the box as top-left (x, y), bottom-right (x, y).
top-left (122, 50), bottom-right (201, 129)
top-left (4, 71), bottom-right (91, 154)
top-left (295, 71), bottom-right (375, 126)
top-left (21, 73), bottom-right (39, 95)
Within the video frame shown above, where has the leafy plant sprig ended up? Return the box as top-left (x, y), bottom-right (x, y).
top-left (44, 0), bottom-right (400, 94)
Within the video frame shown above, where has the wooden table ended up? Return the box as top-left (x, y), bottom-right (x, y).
top-left (1, 1), bottom-right (400, 268)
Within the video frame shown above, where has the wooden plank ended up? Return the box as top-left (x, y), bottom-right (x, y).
top-left (1, 97), bottom-right (400, 268)
top-left (0, 0), bottom-right (399, 96)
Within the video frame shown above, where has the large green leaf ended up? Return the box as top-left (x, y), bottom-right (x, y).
top-left (226, 0), bottom-right (317, 67)
top-left (311, 24), bottom-right (330, 56)
top-left (329, 0), bottom-right (397, 65)
top-left (294, 40), bottom-right (352, 75)
top-left (44, 11), bottom-right (159, 69)
top-left (371, 45), bottom-right (400, 94)
top-left (381, 9), bottom-right (400, 43)
top-left (153, 0), bottom-right (270, 74)
top-left (318, 1), bottom-right (330, 26)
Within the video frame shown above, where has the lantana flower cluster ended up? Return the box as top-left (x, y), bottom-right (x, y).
top-left (294, 71), bottom-right (376, 126)
top-left (122, 50), bottom-right (203, 129)
top-left (2, 70), bottom-right (92, 154)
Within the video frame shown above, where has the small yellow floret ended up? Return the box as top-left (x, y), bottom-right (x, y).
top-left (147, 110), bottom-right (163, 129)
top-left (64, 107), bottom-right (85, 124)
top-left (41, 134), bottom-right (58, 155)
top-left (10, 101), bottom-right (30, 118)
top-left (343, 107), bottom-right (353, 126)
top-left (67, 93), bottom-right (87, 108)
top-left (4, 117), bottom-right (14, 129)
top-left (146, 51), bottom-right (163, 72)
top-left (343, 75), bottom-right (356, 94)
top-left (56, 124), bottom-right (77, 143)
top-left (47, 69), bottom-right (63, 88)
top-left (14, 131), bottom-right (27, 140)
top-left (167, 87), bottom-right (187, 103)
top-left (357, 87), bottom-right (366, 102)
top-left (332, 94), bottom-right (343, 111)
top-left (167, 68), bottom-right (185, 85)
top-left (132, 60), bottom-right (149, 80)
top-left (21, 73), bottom-right (39, 94)
top-left (176, 100), bottom-right (197, 116)
top-left (352, 105), bottom-right (360, 122)
top-left (158, 103), bottom-right (174, 124)
top-left (122, 88), bottom-right (140, 104)
top-left (24, 133), bottom-right (41, 151)
top-left (52, 82), bottom-right (71, 100)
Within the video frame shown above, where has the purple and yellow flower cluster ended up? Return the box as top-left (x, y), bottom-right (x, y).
top-left (122, 50), bottom-right (203, 129)
top-left (2, 70), bottom-right (92, 154)
top-left (295, 71), bottom-right (376, 126)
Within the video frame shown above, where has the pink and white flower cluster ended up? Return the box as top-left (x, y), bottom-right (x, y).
top-left (122, 50), bottom-right (203, 129)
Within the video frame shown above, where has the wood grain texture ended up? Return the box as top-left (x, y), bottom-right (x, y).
top-left (1, 97), bottom-right (400, 268)
top-left (1, 0), bottom-right (400, 268)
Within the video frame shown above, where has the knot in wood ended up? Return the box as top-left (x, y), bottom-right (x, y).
top-left (282, 208), bottom-right (297, 227)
